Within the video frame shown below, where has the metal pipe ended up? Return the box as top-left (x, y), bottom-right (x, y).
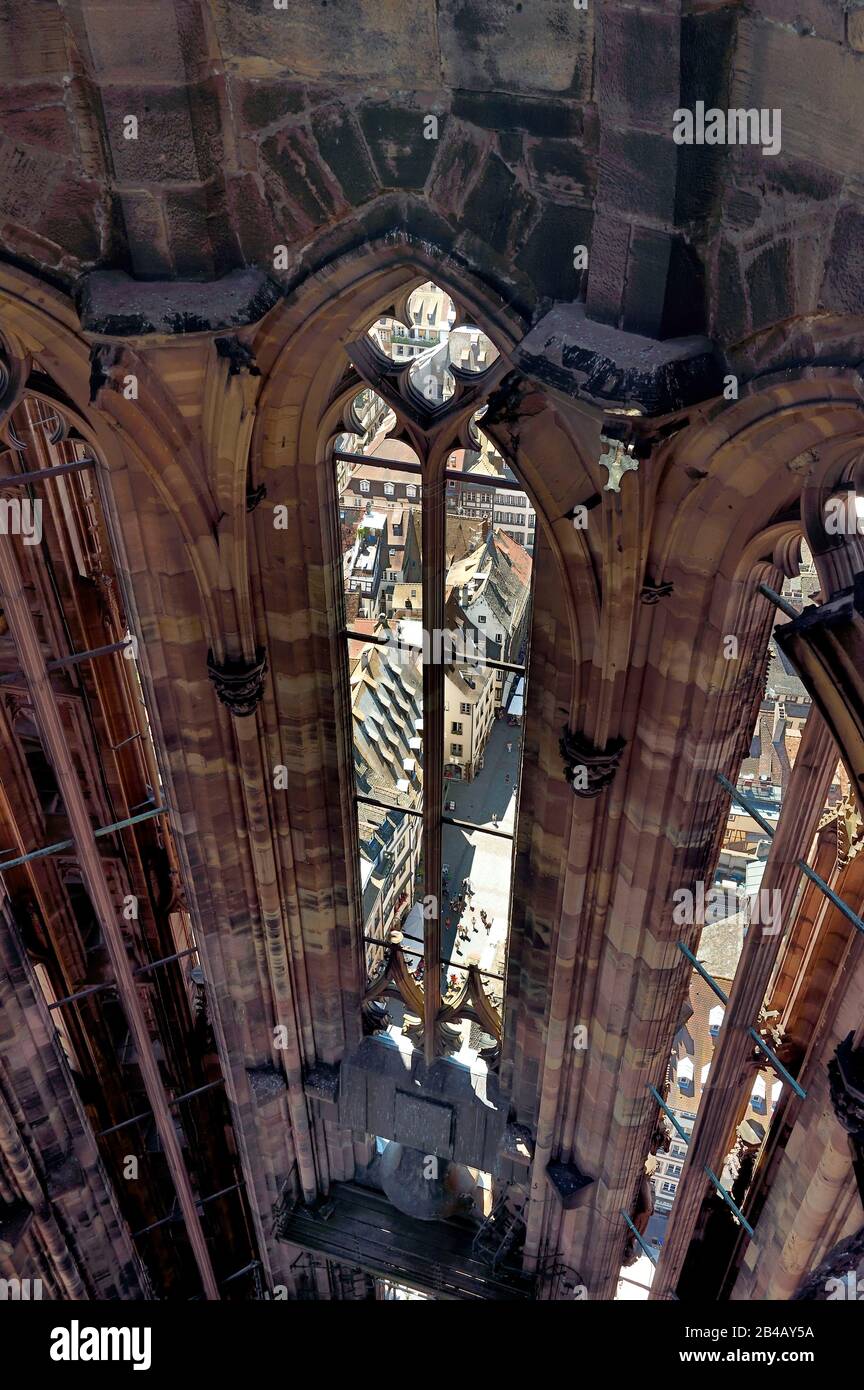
top-left (717, 774), bottom-right (864, 935)
top-left (95, 1079), bottom-right (226, 1137)
top-left (0, 638), bottom-right (131, 686)
top-left (0, 457), bottom-right (95, 489)
top-left (621, 1210), bottom-right (658, 1265)
top-left (442, 814), bottom-right (514, 841)
top-left (796, 860), bottom-right (864, 937)
top-left (355, 792), bottom-right (423, 819)
top-left (134, 945), bottom-right (198, 976)
top-left (47, 980), bottom-right (115, 1010)
top-left (676, 941), bottom-right (729, 1005)
top-left (647, 1084), bottom-right (691, 1145)
top-left (0, 806), bottom-right (165, 873)
top-left (704, 1166), bottom-right (755, 1237)
top-left (758, 582), bottom-right (800, 620)
top-left (342, 627), bottom-right (526, 675)
top-left (716, 773), bottom-right (779, 839)
top-left (132, 1182), bottom-right (245, 1239)
top-left (747, 1027), bottom-right (807, 1100)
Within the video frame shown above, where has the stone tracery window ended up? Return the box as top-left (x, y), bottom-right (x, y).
top-left (331, 281), bottom-right (530, 1067)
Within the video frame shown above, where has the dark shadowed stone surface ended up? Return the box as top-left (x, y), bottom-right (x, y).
top-left (357, 103), bottom-right (444, 190)
top-left (235, 79), bottom-right (307, 131)
top-left (451, 91), bottom-right (583, 140)
top-left (747, 239), bottom-right (794, 332)
top-left (597, 7), bottom-right (679, 128)
top-left (515, 203), bottom-right (591, 306)
top-left (527, 141), bottom-right (595, 203)
top-left (426, 123), bottom-right (490, 219)
top-left (311, 102), bottom-right (380, 206)
top-left (460, 153), bottom-right (537, 257)
top-left (793, 1224), bottom-right (864, 1298)
top-left (78, 268), bottom-right (281, 336)
top-left (714, 239), bottom-right (750, 344)
top-left (515, 303), bottom-right (726, 416)
top-left (598, 129), bottom-right (679, 223)
top-left (260, 126), bottom-right (346, 226)
top-left (822, 204), bottom-right (864, 315)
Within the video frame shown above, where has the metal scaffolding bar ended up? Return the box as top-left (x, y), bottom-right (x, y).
top-left (719, 773), bottom-right (864, 937)
top-left (0, 805), bottom-right (166, 873)
top-left (647, 1084), bottom-right (691, 1145)
top-left (355, 792), bottom-right (423, 819)
top-left (796, 859), bottom-right (864, 937)
top-left (0, 457), bottom-right (95, 489)
top-left (48, 944), bottom-right (199, 1010)
top-left (95, 1079), bottom-right (226, 1138)
top-left (132, 1181), bottom-right (245, 1238)
top-left (342, 627), bottom-right (526, 675)
top-left (441, 814), bottom-right (514, 841)
top-left (704, 1166), bottom-right (755, 1237)
top-left (333, 449), bottom-right (423, 474)
top-left (758, 582), bottom-right (800, 621)
top-left (47, 980), bottom-right (115, 1010)
top-left (96, 1108), bottom-right (151, 1139)
top-left (621, 1210), bottom-right (658, 1265)
top-left (0, 638), bottom-right (131, 686)
top-left (676, 941), bottom-right (729, 1005)
top-left (716, 772), bottom-right (779, 839)
top-left (134, 945), bottom-right (198, 976)
top-left (747, 1026), bottom-right (807, 1100)
top-left (677, 939), bottom-right (806, 1095)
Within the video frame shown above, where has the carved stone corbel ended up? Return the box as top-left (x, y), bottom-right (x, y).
top-left (214, 336), bottom-right (260, 378)
top-left (206, 647), bottom-right (268, 717)
top-left (560, 727), bottom-right (626, 798)
top-left (640, 579), bottom-right (674, 604)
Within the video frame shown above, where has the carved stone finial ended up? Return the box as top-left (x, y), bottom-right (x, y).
top-left (207, 647), bottom-right (268, 717)
top-left (560, 727), bottom-right (625, 797)
top-left (599, 435), bottom-right (639, 492)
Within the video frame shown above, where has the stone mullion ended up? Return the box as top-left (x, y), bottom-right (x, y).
top-left (651, 711), bottom-right (839, 1299)
top-left (422, 442), bottom-right (444, 1065)
top-left (231, 708), bottom-right (320, 1200)
top-left (530, 474), bottom-right (656, 1293)
top-left (98, 458), bottom-right (294, 1288)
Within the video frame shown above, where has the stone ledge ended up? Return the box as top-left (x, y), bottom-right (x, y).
top-left (514, 303), bottom-right (726, 417)
top-left (77, 269), bottom-right (281, 338)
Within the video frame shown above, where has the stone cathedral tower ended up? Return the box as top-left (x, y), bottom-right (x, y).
top-left (0, 0), bottom-right (863, 1309)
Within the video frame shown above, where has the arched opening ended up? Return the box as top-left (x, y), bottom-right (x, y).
top-left (329, 279), bottom-right (536, 1074)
